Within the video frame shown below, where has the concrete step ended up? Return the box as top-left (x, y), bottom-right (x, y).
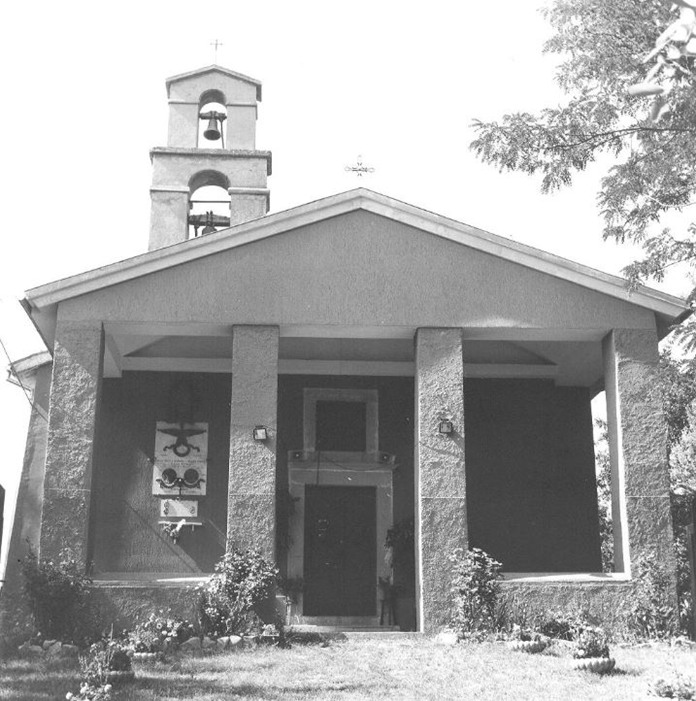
top-left (343, 631), bottom-right (422, 640)
top-left (287, 624), bottom-right (400, 634)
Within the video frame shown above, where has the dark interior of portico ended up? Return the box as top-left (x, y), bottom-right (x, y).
top-left (90, 363), bottom-right (601, 583)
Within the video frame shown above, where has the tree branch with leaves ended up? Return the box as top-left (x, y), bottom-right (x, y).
top-left (471, 0), bottom-right (696, 353)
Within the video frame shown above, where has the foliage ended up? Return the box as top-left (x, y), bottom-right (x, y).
top-left (65, 682), bottom-right (112, 701)
top-left (670, 401), bottom-right (696, 491)
top-left (651, 671), bottom-right (696, 700)
top-left (593, 418), bottom-right (615, 572)
top-left (449, 547), bottom-right (504, 639)
top-left (657, 353), bottom-right (696, 457)
top-left (21, 548), bottom-right (95, 644)
top-left (125, 612), bottom-right (195, 653)
top-left (384, 518), bottom-right (416, 581)
top-left (385, 518), bottom-right (415, 552)
top-left (627, 553), bottom-right (679, 639)
top-left (671, 493), bottom-right (695, 635)
top-left (539, 608), bottom-right (597, 641)
top-left (508, 624), bottom-right (544, 643)
top-left (470, 0), bottom-right (696, 352)
top-left (572, 626), bottom-right (611, 659)
top-left (68, 638), bottom-right (131, 701)
top-left (196, 549), bottom-right (278, 637)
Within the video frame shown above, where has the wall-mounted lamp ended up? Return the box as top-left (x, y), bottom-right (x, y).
top-left (253, 425), bottom-right (269, 442)
top-left (438, 419), bottom-right (454, 435)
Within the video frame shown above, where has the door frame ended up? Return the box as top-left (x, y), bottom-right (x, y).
top-left (287, 456), bottom-right (395, 621)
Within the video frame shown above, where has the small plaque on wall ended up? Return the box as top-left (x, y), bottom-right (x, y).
top-left (152, 421), bottom-right (208, 496)
top-left (160, 499), bottom-right (198, 518)
top-left (152, 461), bottom-right (207, 496)
top-left (154, 422), bottom-right (208, 460)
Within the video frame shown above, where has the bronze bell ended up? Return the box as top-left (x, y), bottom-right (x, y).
top-left (203, 115), bottom-right (222, 141)
top-left (201, 211), bottom-right (216, 235)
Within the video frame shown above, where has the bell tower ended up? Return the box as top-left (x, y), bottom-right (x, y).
top-left (148, 65), bottom-right (272, 250)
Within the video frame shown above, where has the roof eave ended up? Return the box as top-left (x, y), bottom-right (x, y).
top-left (23, 189), bottom-right (690, 347)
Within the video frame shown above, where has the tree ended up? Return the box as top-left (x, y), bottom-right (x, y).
top-left (470, 0), bottom-right (696, 354)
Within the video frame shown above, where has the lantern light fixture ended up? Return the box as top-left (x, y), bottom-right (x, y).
top-left (253, 425), bottom-right (269, 442)
top-left (438, 419), bottom-right (454, 435)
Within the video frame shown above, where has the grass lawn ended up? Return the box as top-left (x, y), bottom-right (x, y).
top-left (1, 637), bottom-right (695, 701)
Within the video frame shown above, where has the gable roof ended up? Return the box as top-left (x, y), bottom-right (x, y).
top-left (166, 65), bottom-right (262, 101)
top-left (22, 188), bottom-right (690, 346)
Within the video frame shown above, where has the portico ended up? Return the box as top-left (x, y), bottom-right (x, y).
top-left (2, 65), bottom-right (689, 634)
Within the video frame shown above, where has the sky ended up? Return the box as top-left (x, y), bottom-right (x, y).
top-left (0, 1), bottom-right (692, 575)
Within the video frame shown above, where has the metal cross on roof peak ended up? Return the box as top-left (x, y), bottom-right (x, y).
top-left (344, 155), bottom-right (375, 177)
top-left (210, 39), bottom-right (224, 62)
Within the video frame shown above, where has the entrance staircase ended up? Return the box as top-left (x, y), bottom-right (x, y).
top-left (287, 616), bottom-right (418, 638)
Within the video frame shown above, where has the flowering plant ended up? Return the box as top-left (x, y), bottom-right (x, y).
top-left (572, 626), bottom-right (610, 659)
top-left (65, 682), bottom-right (112, 701)
top-left (126, 612), bottom-right (195, 653)
top-left (160, 520), bottom-right (186, 543)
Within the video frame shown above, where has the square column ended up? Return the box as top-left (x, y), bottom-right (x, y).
top-left (40, 320), bottom-right (104, 567)
top-left (415, 328), bottom-right (467, 632)
top-left (603, 329), bottom-right (675, 575)
top-left (227, 325), bottom-right (279, 561)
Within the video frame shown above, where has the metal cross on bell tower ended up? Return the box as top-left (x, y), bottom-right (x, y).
top-left (210, 39), bottom-right (224, 62)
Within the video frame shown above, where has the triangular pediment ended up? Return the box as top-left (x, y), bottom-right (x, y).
top-left (23, 189), bottom-right (689, 349)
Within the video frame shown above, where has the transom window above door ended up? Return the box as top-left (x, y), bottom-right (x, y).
top-left (303, 388), bottom-right (379, 455)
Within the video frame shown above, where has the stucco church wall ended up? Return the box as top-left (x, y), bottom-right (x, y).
top-left (465, 379), bottom-right (601, 572)
top-left (59, 211), bottom-right (657, 332)
top-left (90, 372), bottom-right (230, 574)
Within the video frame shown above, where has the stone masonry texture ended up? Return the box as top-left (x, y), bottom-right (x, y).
top-left (227, 325), bottom-right (278, 561)
top-left (603, 329), bottom-right (676, 596)
top-left (40, 320), bottom-right (104, 567)
top-left (415, 328), bottom-right (467, 633)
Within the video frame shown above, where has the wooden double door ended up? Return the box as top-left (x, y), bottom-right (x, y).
top-left (303, 485), bottom-right (376, 616)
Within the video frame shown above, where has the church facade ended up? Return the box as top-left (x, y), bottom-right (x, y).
top-left (3, 65), bottom-right (690, 633)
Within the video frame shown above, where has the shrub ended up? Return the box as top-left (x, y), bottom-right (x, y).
top-left (449, 547), bottom-right (503, 639)
top-left (21, 548), bottom-right (95, 644)
top-left (509, 624), bottom-right (543, 643)
top-left (196, 549), bottom-right (278, 636)
top-left (572, 626), bottom-right (610, 659)
top-left (539, 609), bottom-right (596, 641)
top-left (627, 553), bottom-right (678, 640)
top-left (125, 612), bottom-right (195, 653)
top-left (651, 671), bottom-right (696, 699)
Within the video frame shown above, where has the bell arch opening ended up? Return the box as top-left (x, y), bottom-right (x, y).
top-left (188, 170), bottom-right (231, 239)
top-left (198, 90), bottom-right (227, 149)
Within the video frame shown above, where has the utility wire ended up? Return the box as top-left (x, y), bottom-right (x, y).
top-left (0, 334), bottom-right (48, 422)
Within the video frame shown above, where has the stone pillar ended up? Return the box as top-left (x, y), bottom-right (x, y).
top-left (40, 321), bottom-right (104, 568)
top-left (227, 325), bottom-right (278, 561)
top-left (602, 329), bottom-right (675, 575)
top-left (415, 328), bottom-right (467, 633)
